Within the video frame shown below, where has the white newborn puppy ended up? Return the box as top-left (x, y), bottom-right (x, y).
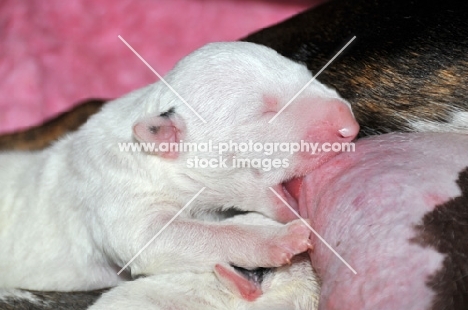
top-left (0, 42), bottom-right (358, 295)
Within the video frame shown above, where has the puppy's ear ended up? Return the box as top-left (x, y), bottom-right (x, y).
top-left (132, 110), bottom-right (184, 159)
top-left (214, 263), bottom-right (263, 301)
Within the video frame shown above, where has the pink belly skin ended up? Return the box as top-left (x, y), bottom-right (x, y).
top-left (299, 133), bottom-right (468, 310)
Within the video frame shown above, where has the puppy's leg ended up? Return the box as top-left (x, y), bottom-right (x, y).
top-left (121, 214), bottom-right (312, 276)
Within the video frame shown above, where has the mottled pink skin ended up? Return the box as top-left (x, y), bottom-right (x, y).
top-left (299, 133), bottom-right (468, 310)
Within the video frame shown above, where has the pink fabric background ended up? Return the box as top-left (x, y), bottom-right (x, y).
top-left (0, 0), bottom-right (322, 134)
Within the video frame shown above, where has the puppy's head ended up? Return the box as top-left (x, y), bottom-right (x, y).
top-left (132, 42), bottom-right (359, 221)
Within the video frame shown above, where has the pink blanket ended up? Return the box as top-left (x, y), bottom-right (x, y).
top-left (0, 0), bottom-right (321, 134)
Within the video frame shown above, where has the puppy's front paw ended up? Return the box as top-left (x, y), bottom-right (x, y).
top-left (267, 220), bottom-right (313, 266)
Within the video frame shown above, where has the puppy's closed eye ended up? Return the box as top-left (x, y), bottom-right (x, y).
top-left (159, 107), bottom-right (175, 118)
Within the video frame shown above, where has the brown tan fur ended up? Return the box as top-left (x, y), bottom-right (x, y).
top-left (0, 99), bottom-right (106, 151)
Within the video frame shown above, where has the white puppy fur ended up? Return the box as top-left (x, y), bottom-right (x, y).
top-left (90, 213), bottom-right (320, 310)
top-left (0, 42), bottom-right (357, 308)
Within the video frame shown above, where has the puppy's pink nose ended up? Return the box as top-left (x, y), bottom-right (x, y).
top-left (327, 99), bottom-right (359, 140)
top-left (302, 97), bottom-right (360, 143)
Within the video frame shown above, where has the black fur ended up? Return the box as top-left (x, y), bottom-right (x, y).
top-left (159, 107), bottom-right (175, 118)
top-left (412, 167), bottom-right (468, 310)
